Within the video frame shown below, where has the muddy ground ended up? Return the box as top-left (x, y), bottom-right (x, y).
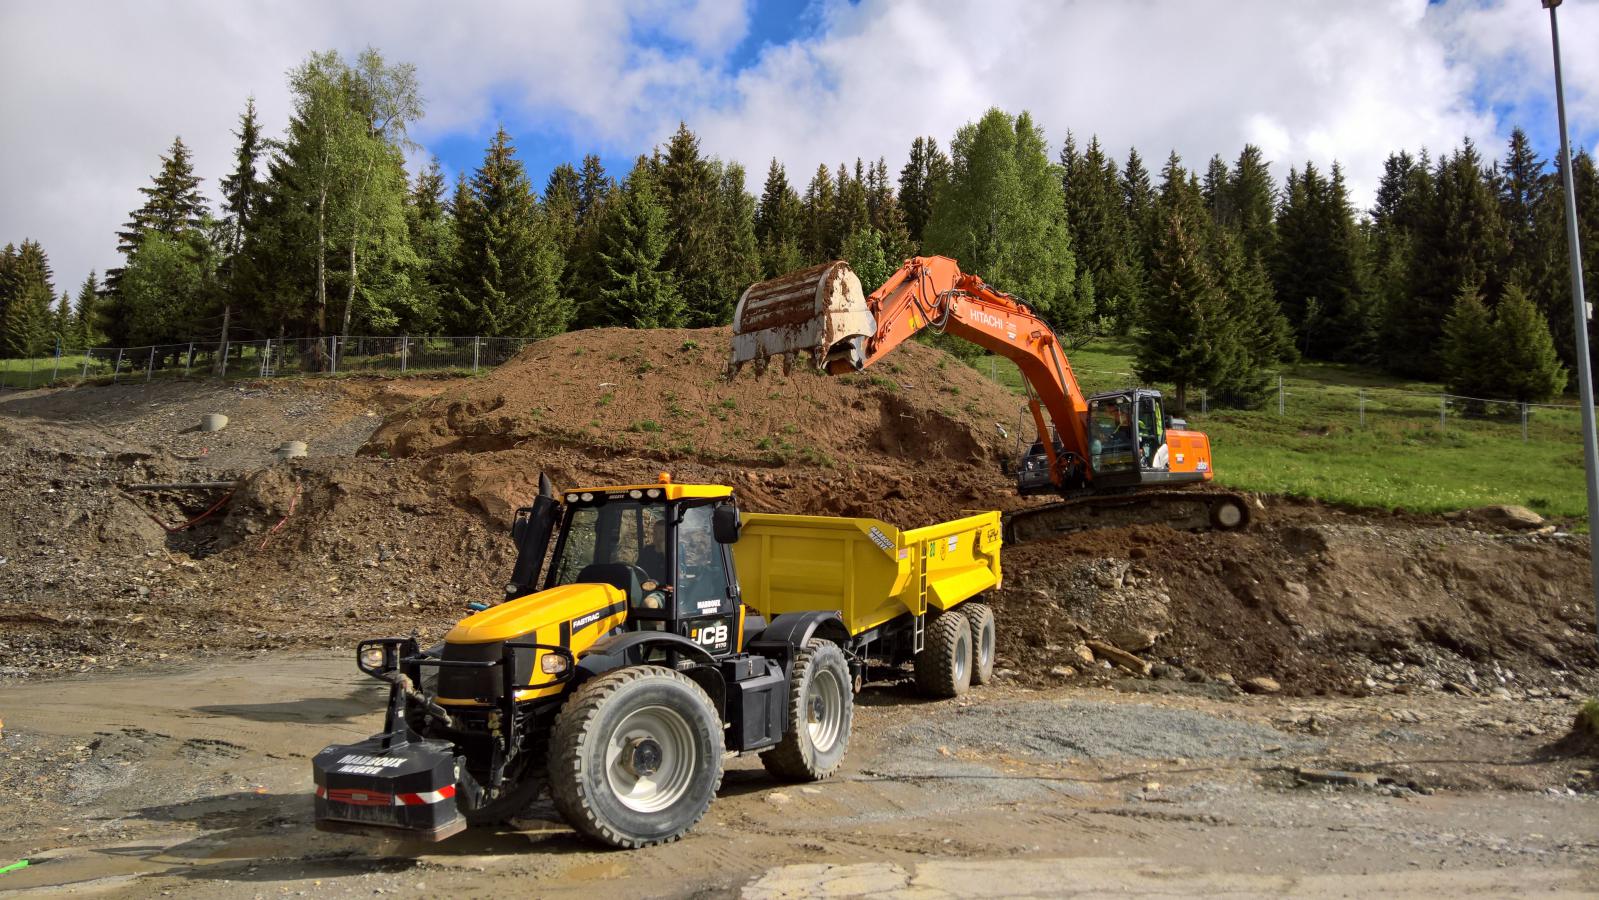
top-left (1, 327), bottom-right (1597, 896)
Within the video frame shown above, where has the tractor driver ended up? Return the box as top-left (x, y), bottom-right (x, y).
top-left (635, 516), bottom-right (669, 607)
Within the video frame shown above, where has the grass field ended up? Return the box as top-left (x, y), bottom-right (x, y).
top-left (0, 355), bottom-right (93, 389)
top-left (977, 339), bottom-right (1590, 524)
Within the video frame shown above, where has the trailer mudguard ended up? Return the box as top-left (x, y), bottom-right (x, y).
top-left (747, 610), bottom-right (851, 660)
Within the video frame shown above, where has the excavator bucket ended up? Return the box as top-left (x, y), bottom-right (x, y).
top-left (728, 261), bottom-right (876, 376)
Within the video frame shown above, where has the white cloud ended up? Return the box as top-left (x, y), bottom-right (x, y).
top-left (1, 0), bottom-right (1594, 301)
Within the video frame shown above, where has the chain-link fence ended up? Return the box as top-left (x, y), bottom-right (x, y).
top-left (0, 335), bottom-right (540, 389)
top-left (976, 356), bottom-right (1586, 446)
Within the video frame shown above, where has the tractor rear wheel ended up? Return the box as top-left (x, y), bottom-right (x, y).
top-left (761, 639), bottom-right (852, 781)
top-left (962, 602), bottom-right (997, 685)
top-left (914, 611), bottom-right (972, 698)
top-left (548, 665), bottom-right (724, 849)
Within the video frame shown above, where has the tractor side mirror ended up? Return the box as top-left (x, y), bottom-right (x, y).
top-left (712, 505), bottom-right (742, 544)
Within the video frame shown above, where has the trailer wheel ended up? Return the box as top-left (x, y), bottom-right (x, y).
top-left (760, 639), bottom-right (852, 782)
top-left (914, 611), bottom-right (972, 698)
top-left (548, 665), bottom-right (724, 849)
top-left (962, 602), bottom-right (997, 686)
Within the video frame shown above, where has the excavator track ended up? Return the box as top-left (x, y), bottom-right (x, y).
top-left (1002, 490), bottom-right (1252, 545)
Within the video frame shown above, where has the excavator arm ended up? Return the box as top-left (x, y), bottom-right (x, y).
top-left (729, 257), bottom-right (1247, 534)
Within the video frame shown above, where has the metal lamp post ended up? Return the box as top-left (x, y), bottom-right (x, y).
top-left (1543, 0), bottom-right (1599, 645)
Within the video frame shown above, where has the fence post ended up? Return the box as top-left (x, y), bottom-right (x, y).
top-left (113, 347), bottom-right (123, 383)
top-left (329, 336), bottom-right (338, 375)
top-left (1201, 389), bottom-right (1207, 414)
top-left (146, 346), bottom-right (155, 382)
top-left (401, 335), bottom-right (408, 373)
top-left (1522, 402), bottom-right (1530, 443)
top-left (472, 337), bottom-right (480, 374)
top-left (1358, 389), bottom-right (1366, 428)
top-left (1277, 376), bottom-right (1284, 416)
top-left (52, 348), bottom-right (61, 383)
top-left (1439, 394), bottom-right (1446, 430)
top-left (80, 352), bottom-right (90, 380)
top-left (184, 342), bottom-right (194, 375)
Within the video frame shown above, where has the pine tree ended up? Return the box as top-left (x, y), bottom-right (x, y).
top-left (1531, 150), bottom-right (1598, 369)
top-left (1273, 161), bottom-right (1369, 360)
top-left (836, 160), bottom-right (870, 242)
top-left (1122, 147), bottom-right (1158, 283)
top-left (1136, 206), bottom-right (1238, 413)
top-left (1201, 154), bottom-right (1231, 225)
top-left (898, 136), bottom-right (950, 247)
top-left (1439, 280), bottom-right (1495, 398)
top-left (1497, 128), bottom-right (1546, 289)
top-left (568, 155), bottom-right (614, 327)
top-left (1208, 228), bottom-right (1293, 406)
top-left (923, 108), bottom-right (1082, 329)
top-left (109, 136), bottom-right (208, 295)
top-left (4, 240), bottom-right (58, 358)
top-left (0, 244), bottom-right (18, 339)
top-left (1491, 283), bottom-right (1567, 402)
top-left (576, 154), bottom-right (612, 225)
top-left (449, 127), bottom-right (572, 337)
top-left (594, 157), bottom-right (683, 328)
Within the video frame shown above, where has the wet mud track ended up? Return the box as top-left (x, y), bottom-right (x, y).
top-left (2, 654), bottom-right (1595, 898)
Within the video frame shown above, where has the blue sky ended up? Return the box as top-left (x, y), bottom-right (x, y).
top-left (2, 0), bottom-right (1597, 293)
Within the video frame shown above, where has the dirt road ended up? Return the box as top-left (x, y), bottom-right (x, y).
top-left (2, 654), bottom-right (1595, 898)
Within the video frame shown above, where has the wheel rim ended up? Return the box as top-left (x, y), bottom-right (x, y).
top-left (954, 633), bottom-right (968, 683)
top-left (979, 621), bottom-right (995, 670)
top-left (603, 704), bottom-right (697, 814)
top-left (1216, 501), bottom-right (1243, 529)
top-left (806, 667), bottom-right (845, 753)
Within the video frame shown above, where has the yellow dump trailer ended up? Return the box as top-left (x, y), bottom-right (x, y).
top-left (733, 510), bottom-right (1002, 694)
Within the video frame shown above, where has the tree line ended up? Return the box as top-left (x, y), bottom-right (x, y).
top-left (0, 47), bottom-right (1592, 408)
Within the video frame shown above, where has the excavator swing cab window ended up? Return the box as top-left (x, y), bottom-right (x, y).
top-left (1137, 395), bottom-right (1168, 470)
top-left (1088, 394), bottom-right (1138, 475)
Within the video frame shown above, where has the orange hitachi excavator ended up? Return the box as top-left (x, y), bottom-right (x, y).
top-left (727, 257), bottom-right (1250, 542)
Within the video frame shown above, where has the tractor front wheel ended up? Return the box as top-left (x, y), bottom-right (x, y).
top-left (548, 666), bottom-right (724, 849)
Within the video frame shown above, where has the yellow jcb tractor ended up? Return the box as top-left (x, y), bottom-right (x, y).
top-left (313, 473), bottom-right (1002, 848)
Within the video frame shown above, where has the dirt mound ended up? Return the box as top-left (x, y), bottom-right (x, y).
top-left (365, 326), bottom-right (1022, 476)
top-left (991, 502), bottom-right (1597, 696)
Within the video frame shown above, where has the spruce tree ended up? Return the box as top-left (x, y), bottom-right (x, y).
top-left (1209, 228), bottom-right (1293, 406)
top-left (755, 159), bottom-right (804, 277)
top-left (74, 272), bottom-right (102, 350)
top-left (709, 161), bottom-right (761, 324)
top-left (866, 158), bottom-right (913, 265)
top-left (405, 157), bottom-right (454, 333)
top-left (109, 136), bottom-right (208, 295)
top-left (0, 244), bottom-right (17, 336)
top-left (1201, 154), bottom-right (1231, 225)
top-left (1122, 147), bottom-right (1158, 284)
top-left (1226, 145), bottom-right (1277, 266)
top-left (836, 160), bottom-right (870, 243)
top-left (1497, 128), bottom-right (1546, 289)
top-left (595, 157), bottom-right (684, 328)
top-left (576, 154), bottom-right (612, 225)
top-left (4, 240), bottom-right (58, 358)
top-left (656, 123), bottom-right (724, 326)
top-left (1492, 283), bottom-right (1567, 402)
top-left (1439, 280), bottom-right (1495, 399)
top-left (1136, 206), bottom-right (1237, 413)
top-left (1273, 161), bottom-right (1369, 360)
top-left (1063, 136), bottom-right (1139, 327)
top-left (449, 127), bottom-right (571, 337)
top-left (216, 98), bottom-right (262, 369)
top-left (898, 136), bottom-right (949, 247)
top-left (923, 108), bottom-right (1082, 330)
top-left (801, 163), bottom-right (838, 262)
top-left (1400, 140), bottom-right (1510, 377)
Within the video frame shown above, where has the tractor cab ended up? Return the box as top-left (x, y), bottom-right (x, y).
top-left (508, 476), bottom-right (746, 657)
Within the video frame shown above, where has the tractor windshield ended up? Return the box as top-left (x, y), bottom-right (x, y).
top-left (548, 500), bottom-right (670, 590)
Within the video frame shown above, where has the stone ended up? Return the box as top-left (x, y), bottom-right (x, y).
top-left (1474, 504), bottom-right (1544, 530)
top-left (765, 791), bottom-right (791, 806)
top-left (1243, 676), bottom-right (1281, 694)
top-left (1150, 663), bottom-right (1182, 681)
top-left (1072, 643), bottom-right (1095, 665)
top-left (1214, 673), bottom-right (1236, 686)
top-left (1296, 768), bottom-right (1380, 788)
top-left (1109, 626), bottom-right (1159, 653)
top-left (1049, 665), bottom-right (1076, 679)
top-left (1085, 639), bottom-right (1151, 676)
top-left (1443, 680), bottom-right (1476, 696)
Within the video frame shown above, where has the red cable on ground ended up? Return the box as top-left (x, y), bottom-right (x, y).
top-left (259, 483), bottom-right (303, 550)
top-left (143, 491), bottom-right (234, 534)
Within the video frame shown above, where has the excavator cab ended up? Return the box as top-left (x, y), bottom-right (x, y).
top-left (1085, 389), bottom-right (1189, 489)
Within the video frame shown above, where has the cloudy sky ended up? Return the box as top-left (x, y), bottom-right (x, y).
top-left (2, 0), bottom-right (1596, 296)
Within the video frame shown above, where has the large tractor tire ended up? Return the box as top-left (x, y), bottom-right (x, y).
top-left (914, 610), bottom-right (972, 698)
top-left (548, 666), bottom-right (724, 849)
top-left (962, 602), bottom-right (997, 686)
top-left (760, 639), bottom-right (853, 781)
